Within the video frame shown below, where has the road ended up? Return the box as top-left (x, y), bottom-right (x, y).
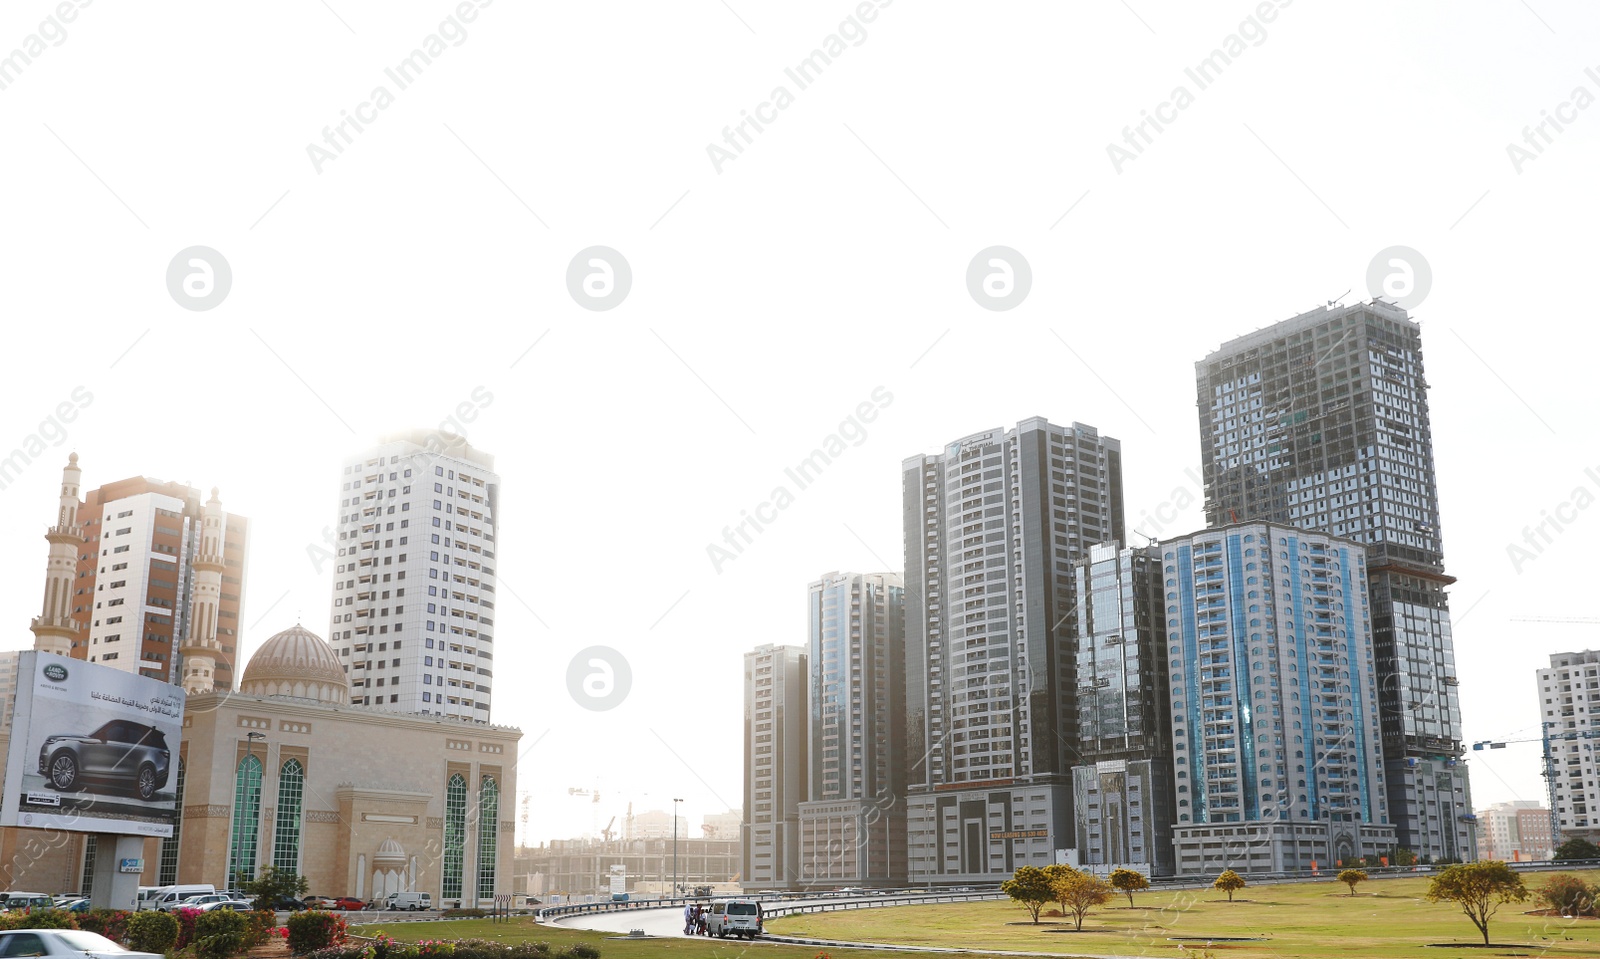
top-left (554, 897), bottom-right (847, 938)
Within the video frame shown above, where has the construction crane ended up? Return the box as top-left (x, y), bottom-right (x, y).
top-left (568, 787), bottom-right (602, 839)
top-left (518, 791), bottom-right (531, 850)
top-left (1474, 725), bottom-right (1600, 850)
top-left (600, 816), bottom-right (616, 842)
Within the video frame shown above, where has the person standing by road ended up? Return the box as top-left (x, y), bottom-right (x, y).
top-left (683, 901), bottom-right (695, 935)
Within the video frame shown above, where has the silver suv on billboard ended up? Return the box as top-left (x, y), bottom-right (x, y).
top-left (38, 719), bottom-right (172, 801)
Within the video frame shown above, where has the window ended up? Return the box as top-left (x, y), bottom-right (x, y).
top-left (228, 754), bottom-right (264, 884)
top-left (443, 773), bottom-right (468, 900)
top-left (273, 759), bottom-right (305, 872)
top-left (478, 775), bottom-right (499, 899)
top-left (158, 758), bottom-right (186, 885)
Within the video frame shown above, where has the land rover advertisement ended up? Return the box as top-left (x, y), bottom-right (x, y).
top-left (1, 652), bottom-right (184, 837)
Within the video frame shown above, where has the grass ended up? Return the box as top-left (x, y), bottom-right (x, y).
top-left (766, 870), bottom-right (1600, 958)
top-left (353, 873), bottom-right (1600, 959)
top-left (353, 916), bottom-right (996, 959)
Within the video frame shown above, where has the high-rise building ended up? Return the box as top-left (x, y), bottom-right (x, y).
top-left (1069, 543), bottom-right (1175, 877)
top-left (0, 650), bottom-right (19, 728)
top-left (327, 433), bottom-right (500, 722)
top-left (1475, 800), bottom-right (1553, 862)
top-left (901, 418), bottom-right (1124, 883)
top-left (1195, 300), bottom-right (1473, 862)
top-left (1537, 650), bottom-right (1600, 847)
top-left (29, 456), bottom-right (251, 688)
top-left (798, 571), bottom-right (906, 887)
top-left (1160, 523), bottom-right (1393, 874)
top-left (743, 643), bottom-right (808, 890)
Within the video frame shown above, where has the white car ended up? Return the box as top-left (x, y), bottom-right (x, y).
top-left (0, 929), bottom-right (163, 959)
top-left (196, 900), bottom-right (254, 913)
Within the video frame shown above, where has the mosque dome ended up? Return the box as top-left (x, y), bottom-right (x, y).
top-left (240, 624), bottom-right (349, 704)
top-left (374, 838), bottom-right (406, 866)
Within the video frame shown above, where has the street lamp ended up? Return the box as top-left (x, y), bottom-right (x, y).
top-left (672, 798), bottom-right (684, 898)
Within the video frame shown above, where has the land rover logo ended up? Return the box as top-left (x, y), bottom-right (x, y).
top-left (42, 664), bottom-right (68, 682)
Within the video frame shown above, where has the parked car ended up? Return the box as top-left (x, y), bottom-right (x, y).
top-left (331, 898), bottom-right (365, 911)
top-left (175, 895), bottom-right (233, 910)
top-left (384, 892), bottom-right (432, 911)
top-left (1, 893), bottom-right (56, 912)
top-left (301, 896), bottom-right (335, 909)
top-left (149, 885), bottom-right (217, 913)
top-left (0, 929), bottom-right (164, 959)
top-left (37, 720), bottom-right (171, 801)
top-left (272, 897), bottom-right (306, 912)
top-left (196, 901), bottom-right (254, 913)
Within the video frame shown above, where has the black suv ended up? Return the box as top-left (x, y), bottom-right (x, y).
top-left (38, 719), bottom-right (171, 800)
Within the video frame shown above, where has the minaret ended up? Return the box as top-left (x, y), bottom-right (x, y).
top-left (30, 454), bottom-right (85, 656)
top-left (179, 487), bottom-right (228, 694)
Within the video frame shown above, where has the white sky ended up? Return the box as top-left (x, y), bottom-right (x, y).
top-left (1, 0), bottom-right (1597, 845)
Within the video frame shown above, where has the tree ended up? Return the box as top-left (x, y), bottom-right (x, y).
top-left (1424, 860), bottom-right (1529, 946)
top-left (241, 865), bottom-right (310, 912)
top-left (1109, 868), bottom-right (1150, 907)
top-left (1537, 873), bottom-right (1598, 917)
top-left (1214, 869), bottom-right (1247, 902)
top-left (1338, 869), bottom-right (1368, 896)
top-left (1390, 847), bottom-right (1419, 867)
top-left (1001, 866), bottom-right (1054, 925)
top-left (1041, 864), bottom-right (1079, 918)
top-left (1050, 871), bottom-right (1114, 931)
top-left (1554, 837), bottom-right (1600, 862)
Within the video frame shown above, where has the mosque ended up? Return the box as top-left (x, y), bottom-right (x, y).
top-left (0, 457), bottom-right (521, 905)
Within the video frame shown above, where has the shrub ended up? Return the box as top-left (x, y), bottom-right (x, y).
top-left (243, 910), bottom-right (278, 948)
top-left (286, 910), bottom-right (348, 955)
top-left (556, 946), bottom-right (599, 959)
top-left (77, 909), bottom-right (130, 941)
top-left (173, 907), bottom-right (203, 948)
top-left (193, 907), bottom-right (249, 959)
top-left (441, 908), bottom-right (487, 918)
top-left (127, 910), bottom-right (181, 954)
top-left (1538, 873), bottom-right (1598, 917)
top-left (10, 909), bottom-right (76, 930)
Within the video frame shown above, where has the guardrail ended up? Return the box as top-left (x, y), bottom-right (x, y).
top-left (763, 891), bottom-right (1005, 920)
top-left (539, 858), bottom-right (1600, 924)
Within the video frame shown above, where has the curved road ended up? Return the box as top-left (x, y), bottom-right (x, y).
top-left (555, 897), bottom-right (849, 939)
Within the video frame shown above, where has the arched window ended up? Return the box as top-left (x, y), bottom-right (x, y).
top-left (477, 776), bottom-right (499, 900)
top-left (229, 754), bottom-right (263, 885)
top-left (274, 759), bottom-right (305, 873)
top-left (443, 773), bottom-right (467, 900)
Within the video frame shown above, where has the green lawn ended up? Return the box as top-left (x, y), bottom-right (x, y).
top-left (767, 871), bottom-right (1600, 958)
top-left (354, 874), bottom-right (1600, 959)
top-left (353, 916), bottom-right (1007, 959)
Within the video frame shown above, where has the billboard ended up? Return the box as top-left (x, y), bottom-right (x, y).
top-left (1, 652), bottom-right (184, 837)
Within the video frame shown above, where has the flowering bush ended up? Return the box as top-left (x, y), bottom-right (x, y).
top-left (173, 907), bottom-right (203, 948)
top-left (243, 910), bottom-right (279, 948)
top-left (286, 909), bottom-right (348, 955)
top-left (77, 909), bottom-right (131, 941)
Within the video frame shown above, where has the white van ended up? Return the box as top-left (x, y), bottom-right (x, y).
top-left (704, 899), bottom-right (763, 939)
top-left (385, 891), bottom-right (433, 911)
top-left (153, 884), bottom-right (217, 912)
top-left (135, 887), bottom-right (162, 911)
